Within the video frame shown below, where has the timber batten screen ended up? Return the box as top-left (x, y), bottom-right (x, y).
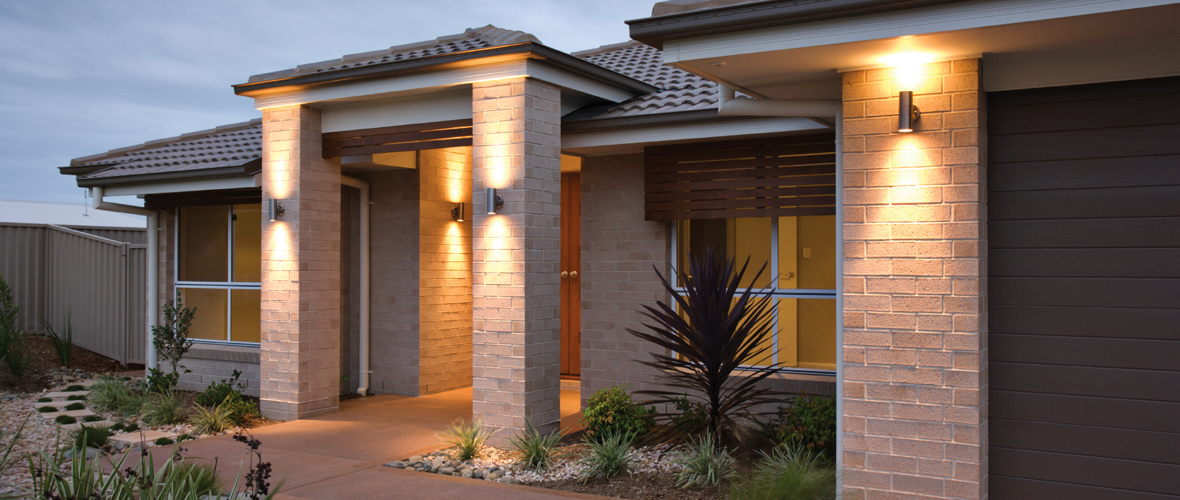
top-left (322, 119), bottom-right (474, 158)
top-left (644, 133), bottom-right (836, 221)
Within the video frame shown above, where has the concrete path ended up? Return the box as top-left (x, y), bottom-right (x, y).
top-left (116, 388), bottom-right (598, 500)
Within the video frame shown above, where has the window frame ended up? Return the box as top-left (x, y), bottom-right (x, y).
top-left (174, 205), bottom-right (262, 347)
top-left (669, 216), bottom-right (838, 375)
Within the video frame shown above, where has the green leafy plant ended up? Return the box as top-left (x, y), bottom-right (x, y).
top-left (671, 394), bottom-right (709, 435)
top-left (192, 401), bottom-right (236, 435)
top-left (152, 298), bottom-right (196, 376)
top-left (63, 402), bottom-right (85, 411)
top-left (55, 415), bottom-right (77, 425)
top-left (578, 431), bottom-right (637, 481)
top-left (508, 417), bottom-right (566, 470)
top-left (42, 313), bottom-right (75, 367)
top-left (82, 415), bottom-right (103, 423)
top-left (123, 422), bottom-right (139, 433)
top-left (673, 432), bottom-right (736, 488)
top-left (89, 375), bottom-right (144, 415)
top-left (580, 385), bottom-right (656, 442)
top-left (169, 459), bottom-right (224, 494)
top-left (195, 369), bottom-right (247, 407)
top-left (730, 444), bottom-right (836, 500)
top-left (64, 385), bottom-right (85, 392)
top-left (145, 367), bottom-right (182, 393)
top-left (221, 391), bottom-right (261, 425)
top-left (0, 273), bottom-right (33, 377)
top-left (110, 422), bottom-right (125, 432)
top-left (71, 424), bottom-right (115, 449)
top-left (155, 437), bottom-right (175, 446)
top-left (67, 394), bottom-right (87, 401)
top-left (141, 390), bottom-right (188, 426)
top-left (627, 249), bottom-right (782, 442)
top-left (176, 433), bottom-right (195, 443)
top-left (439, 419), bottom-right (492, 461)
top-left (37, 397), bottom-right (52, 403)
top-left (768, 394), bottom-right (837, 456)
top-left (37, 406), bottom-right (57, 413)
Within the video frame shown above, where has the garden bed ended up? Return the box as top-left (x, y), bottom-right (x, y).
top-left (0, 335), bottom-right (122, 393)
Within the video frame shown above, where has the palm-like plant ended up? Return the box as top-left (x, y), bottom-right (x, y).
top-left (627, 248), bottom-right (782, 442)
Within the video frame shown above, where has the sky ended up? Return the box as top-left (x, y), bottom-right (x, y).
top-left (0, 0), bottom-right (655, 205)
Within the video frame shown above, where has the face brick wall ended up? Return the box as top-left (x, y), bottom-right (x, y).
top-left (840, 59), bottom-right (988, 500)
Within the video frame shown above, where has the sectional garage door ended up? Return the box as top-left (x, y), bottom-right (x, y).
top-left (988, 76), bottom-right (1180, 499)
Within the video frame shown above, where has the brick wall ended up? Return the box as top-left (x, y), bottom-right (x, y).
top-left (177, 345), bottom-right (260, 398)
top-left (418, 147), bottom-right (474, 394)
top-left (840, 59), bottom-right (988, 500)
top-left (471, 77), bottom-right (562, 442)
top-left (259, 105), bottom-right (342, 420)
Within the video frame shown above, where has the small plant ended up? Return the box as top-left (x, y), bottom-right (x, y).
top-left (176, 433), bottom-right (195, 443)
top-left (42, 313), bottom-right (75, 367)
top-left (439, 419), bottom-right (492, 461)
top-left (730, 444), bottom-right (836, 500)
top-left (169, 459), bottom-right (224, 494)
top-left (152, 298), bottom-right (196, 377)
top-left (67, 394), bottom-right (87, 401)
top-left (580, 385), bottom-right (656, 442)
top-left (123, 422), bottom-right (139, 433)
top-left (63, 402), bottom-right (86, 411)
top-left (71, 424), bottom-right (115, 449)
top-left (144, 367), bottom-right (182, 393)
top-left (579, 431), bottom-right (637, 480)
top-left (0, 273), bottom-right (33, 377)
top-left (673, 432), bottom-right (736, 488)
top-left (769, 394), bottom-right (837, 456)
top-left (508, 417), bottom-right (565, 470)
top-left (141, 390), bottom-right (188, 426)
top-left (37, 397), bottom-right (51, 403)
top-left (192, 401), bottom-right (236, 435)
top-left (90, 375), bottom-right (144, 414)
top-left (64, 385), bottom-right (85, 392)
top-left (154, 437), bottom-right (175, 446)
top-left (37, 406), bottom-right (57, 413)
top-left (195, 369), bottom-right (247, 407)
top-left (55, 415), bottom-right (77, 425)
top-left (82, 415), bottom-right (103, 423)
top-left (222, 391), bottom-right (261, 425)
top-left (671, 394), bottom-right (709, 435)
top-left (110, 422), bottom-right (125, 431)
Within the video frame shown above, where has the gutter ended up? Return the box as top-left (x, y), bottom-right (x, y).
top-left (627, 0), bottom-right (971, 49)
top-left (91, 187), bottom-right (160, 371)
top-left (340, 175), bottom-right (371, 397)
top-left (716, 85), bottom-right (840, 118)
top-left (72, 159), bottom-right (261, 188)
top-left (233, 43), bottom-right (657, 97)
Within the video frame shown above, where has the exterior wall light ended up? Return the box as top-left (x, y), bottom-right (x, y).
top-left (486, 188), bottom-right (503, 215)
top-left (268, 198), bottom-right (285, 221)
top-left (898, 90), bottom-right (921, 133)
top-left (451, 203), bottom-right (465, 221)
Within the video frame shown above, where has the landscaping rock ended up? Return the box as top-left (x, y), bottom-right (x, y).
top-left (460, 469), bottom-right (473, 479)
top-left (438, 466), bottom-right (455, 476)
top-left (472, 469), bottom-right (483, 479)
top-left (384, 461), bottom-right (406, 469)
top-left (63, 447), bottom-right (101, 459)
top-left (485, 471), bottom-right (503, 481)
top-left (497, 476), bottom-right (521, 485)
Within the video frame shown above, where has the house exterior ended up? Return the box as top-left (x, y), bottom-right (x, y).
top-left (60, 1), bottom-right (1180, 499)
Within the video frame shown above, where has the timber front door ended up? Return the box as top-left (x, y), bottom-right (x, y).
top-left (560, 173), bottom-right (581, 377)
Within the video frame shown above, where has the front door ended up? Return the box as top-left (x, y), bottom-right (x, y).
top-left (560, 173), bottom-right (581, 377)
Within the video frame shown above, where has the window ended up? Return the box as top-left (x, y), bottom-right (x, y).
top-left (176, 204), bottom-right (261, 344)
top-left (673, 215), bottom-right (836, 371)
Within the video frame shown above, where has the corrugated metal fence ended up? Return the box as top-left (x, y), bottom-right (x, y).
top-left (0, 223), bottom-right (147, 365)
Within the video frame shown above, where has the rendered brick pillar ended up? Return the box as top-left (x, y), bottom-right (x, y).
top-left (841, 59), bottom-right (988, 499)
top-left (259, 105), bottom-right (342, 421)
top-left (471, 77), bottom-right (562, 444)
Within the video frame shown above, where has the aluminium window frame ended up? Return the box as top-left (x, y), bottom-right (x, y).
top-left (173, 205), bottom-right (262, 347)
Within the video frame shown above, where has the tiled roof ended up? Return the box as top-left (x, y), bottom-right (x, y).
top-left (247, 25), bottom-right (540, 84)
top-left (572, 41), bottom-right (722, 119)
top-left (75, 120), bottom-right (262, 180)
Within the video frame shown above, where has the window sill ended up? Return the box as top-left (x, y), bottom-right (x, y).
top-left (185, 343), bottom-right (260, 364)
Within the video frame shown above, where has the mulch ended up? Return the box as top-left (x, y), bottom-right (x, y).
top-left (0, 335), bottom-right (125, 392)
top-left (534, 472), bottom-right (727, 499)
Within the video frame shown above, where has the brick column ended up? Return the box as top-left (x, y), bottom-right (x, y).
top-left (841, 59), bottom-right (987, 499)
top-left (260, 105), bottom-right (342, 421)
top-left (471, 77), bottom-right (562, 443)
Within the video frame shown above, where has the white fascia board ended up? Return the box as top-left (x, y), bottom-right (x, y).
top-left (562, 116), bottom-right (828, 150)
top-left (985, 39), bottom-right (1180, 91)
top-left (104, 177), bottom-right (257, 197)
top-left (663, 0), bottom-right (1179, 63)
top-left (252, 58), bottom-right (635, 110)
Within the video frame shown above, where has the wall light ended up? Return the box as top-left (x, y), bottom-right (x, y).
top-left (451, 203), bottom-right (465, 221)
top-left (486, 188), bottom-right (503, 215)
top-left (898, 90), bottom-right (921, 133)
top-left (268, 198), bottom-right (285, 221)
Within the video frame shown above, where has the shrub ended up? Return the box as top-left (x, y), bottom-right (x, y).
top-left (152, 298), bottom-right (196, 377)
top-left (580, 385), bottom-right (656, 442)
top-left (63, 402), bottom-right (85, 411)
top-left (0, 274), bottom-right (32, 377)
top-left (37, 397), bottom-right (51, 403)
top-left (439, 419), bottom-right (492, 461)
top-left (42, 314), bottom-right (75, 367)
top-left (221, 391), bottom-right (261, 425)
top-left (626, 249), bottom-right (782, 442)
top-left (509, 418), bottom-right (565, 470)
top-left (670, 394), bottom-right (709, 435)
top-left (191, 402), bottom-right (235, 435)
top-left (55, 415), bottom-right (77, 425)
top-left (141, 390), bottom-right (188, 426)
top-left (67, 394), bottom-right (87, 401)
top-left (71, 424), bottom-right (115, 449)
top-left (579, 431), bottom-right (636, 480)
top-left (673, 432), bottom-right (736, 488)
top-left (82, 415), bottom-right (103, 423)
top-left (195, 369), bottom-right (247, 407)
top-left (36, 406), bottom-right (57, 413)
top-left (144, 367), bottom-right (181, 393)
top-left (64, 385), bottom-right (85, 392)
top-left (730, 444), bottom-right (836, 500)
top-left (154, 437), bottom-right (175, 446)
top-left (769, 394), bottom-right (837, 456)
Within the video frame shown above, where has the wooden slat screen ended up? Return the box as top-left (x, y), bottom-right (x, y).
top-left (644, 133), bottom-right (837, 221)
top-left (322, 118), bottom-right (473, 158)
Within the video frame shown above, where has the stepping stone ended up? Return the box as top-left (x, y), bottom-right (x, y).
top-left (109, 430), bottom-right (179, 445)
top-left (60, 420), bottom-right (116, 432)
top-left (38, 409), bottom-right (96, 420)
top-left (44, 391), bottom-right (90, 399)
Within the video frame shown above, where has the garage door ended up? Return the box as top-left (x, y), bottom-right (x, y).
top-left (988, 76), bottom-right (1180, 499)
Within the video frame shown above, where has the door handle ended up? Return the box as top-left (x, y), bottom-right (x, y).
top-left (570, 271), bottom-right (578, 279)
top-left (560, 271), bottom-right (569, 278)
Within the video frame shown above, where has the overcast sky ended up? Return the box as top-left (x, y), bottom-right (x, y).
top-left (0, 0), bottom-right (655, 205)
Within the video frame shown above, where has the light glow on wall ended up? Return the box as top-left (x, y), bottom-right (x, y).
top-left (879, 51), bottom-right (935, 90)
